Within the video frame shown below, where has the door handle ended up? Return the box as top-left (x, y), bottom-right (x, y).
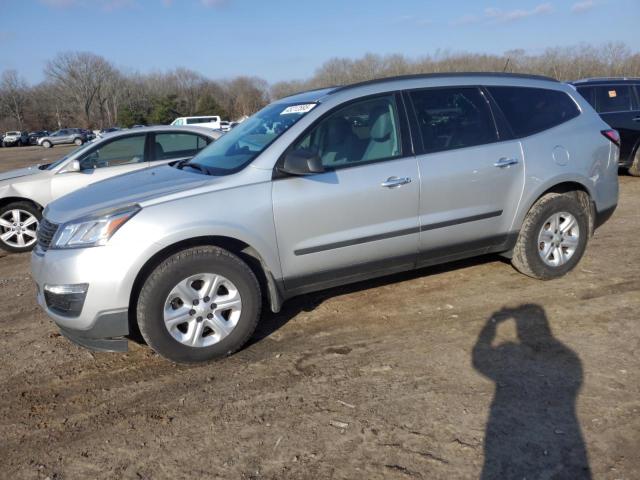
top-left (381, 176), bottom-right (412, 188)
top-left (632, 116), bottom-right (640, 122)
top-left (494, 157), bottom-right (519, 168)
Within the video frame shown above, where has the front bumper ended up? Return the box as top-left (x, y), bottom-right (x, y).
top-left (31, 246), bottom-right (134, 352)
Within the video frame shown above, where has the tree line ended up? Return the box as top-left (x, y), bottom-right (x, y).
top-left (1, 42), bottom-right (639, 132)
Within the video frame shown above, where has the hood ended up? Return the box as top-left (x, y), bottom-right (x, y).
top-left (45, 165), bottom-right (215, 224)
top-left (0, 165), bottom-right (44, 182)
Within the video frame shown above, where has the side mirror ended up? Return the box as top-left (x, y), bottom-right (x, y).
top-left (279, 150), bottom-right (324, 176)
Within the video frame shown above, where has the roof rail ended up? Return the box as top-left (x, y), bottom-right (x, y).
top-left (572, 76), bottom-right (640, 84)
top-left (329, 72), bottom-right (558, 94)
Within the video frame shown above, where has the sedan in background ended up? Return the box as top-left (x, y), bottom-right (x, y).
top-left (0, 126), bottom-right (221, 252)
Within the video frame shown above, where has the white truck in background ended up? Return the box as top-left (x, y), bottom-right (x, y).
top-left (171, 116), bottom-right (222, 130)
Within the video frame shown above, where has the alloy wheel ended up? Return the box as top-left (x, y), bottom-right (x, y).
top-left (0, 209), bottom-right (39, 249)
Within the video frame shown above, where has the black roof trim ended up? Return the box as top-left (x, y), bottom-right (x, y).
top-left (328, 72), bottom-right (558, 94)
top-left (571, 77), bottom-right (640, 85)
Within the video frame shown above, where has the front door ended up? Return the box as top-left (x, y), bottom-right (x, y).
top-left (272, 94), bottom-right (420, 294)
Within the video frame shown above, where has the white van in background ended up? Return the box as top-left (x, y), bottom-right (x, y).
top-left (171, 116), bottom-right (221, 130)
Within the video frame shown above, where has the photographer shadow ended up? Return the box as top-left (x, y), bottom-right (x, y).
top-left (472, 304), bottom-right (591, 479)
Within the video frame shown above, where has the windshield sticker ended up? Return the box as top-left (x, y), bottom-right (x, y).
top-left (280, 103), bottom-right (317, 115)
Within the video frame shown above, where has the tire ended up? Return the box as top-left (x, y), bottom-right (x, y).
top-left (136, 246), bottom-right (261, 363)
top-left (628, 147), bottom-right (640, 177)
top-left (0, 201), bottom-right (41, 253)
top-left (42, 141), bottom-right (52, 148)
top-left (511, 192), bottom-right (590, 280)
top-left (74, 138), bottom-right (83, 146)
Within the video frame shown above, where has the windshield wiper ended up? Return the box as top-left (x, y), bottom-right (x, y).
top-left (177, 160), bottom-right (210, 175)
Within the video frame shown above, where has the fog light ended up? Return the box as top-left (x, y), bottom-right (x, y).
top-left (44, 283), bottom-right (89, 317)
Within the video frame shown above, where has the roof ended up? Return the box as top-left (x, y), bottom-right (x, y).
top-left (571, 77), bottom-right (640, 85)
top-left (279, 72), bottom-right (559, 103)
top-left (98, 125), bottom-right (222, 140)
top-left (329, 72), bottom-right (558, 94)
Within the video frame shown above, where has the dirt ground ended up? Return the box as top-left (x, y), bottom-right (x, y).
top-left (0, 145), bottom-right (638, 479)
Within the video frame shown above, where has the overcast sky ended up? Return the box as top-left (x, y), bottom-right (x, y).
top-left (3, 0), bottom-right (639, 84)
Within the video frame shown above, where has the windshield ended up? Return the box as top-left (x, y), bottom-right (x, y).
top-left (46, 142), bottom-right (94, 170)
top-left (186, 101), bottom-right (317, 175)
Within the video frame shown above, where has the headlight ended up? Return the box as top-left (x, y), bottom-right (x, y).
top-left (51, 205), bottom-right (141, 249)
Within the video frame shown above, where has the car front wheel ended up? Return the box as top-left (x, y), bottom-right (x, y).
top-left (136, 246), bottom-right (261, 363)
top-left (0, 201), bottom-right (41, 253)
top-left (74, 138), bottom-right (83, 146)
top-left (511, 192), bottom-right (590, 280)
top-left (41, 141), bottom-right (52, 148)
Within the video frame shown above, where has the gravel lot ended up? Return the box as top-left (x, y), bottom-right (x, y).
top-left (0, 145), bottom-right (638, 479)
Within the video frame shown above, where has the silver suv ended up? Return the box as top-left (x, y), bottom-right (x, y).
top-left (31, 73), bottom-right (619, 363)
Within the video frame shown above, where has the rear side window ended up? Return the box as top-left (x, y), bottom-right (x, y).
top-left (409, 87), bottom-right (497, 154)
top-left (488, 86), bottom-right (580, 137)
top-left (593, 85), bottom-right (635, 113)
top-left (153, 133), bottom-right (208, 160)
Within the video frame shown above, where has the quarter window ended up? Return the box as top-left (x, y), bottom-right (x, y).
top-left (292, 95), bottom-right (402, 169)
top-left (79, 135), bottom-right (145, 170)
top-left (409, 87), bottom-right (497, 154)
top-left (153, 133), bottom-right (209, 161)
top-left (488, 86), bottom-right (580, 137)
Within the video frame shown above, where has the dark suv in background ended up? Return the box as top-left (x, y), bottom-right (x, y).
top-left (572, 78), bottom-right (640, 176)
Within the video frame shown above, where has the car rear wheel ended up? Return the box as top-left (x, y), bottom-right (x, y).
top-left (41, 141), bottom-right (52, 148)
top-left (136, 246), bottom-right (261, 363)
top-left (0, 201), bottom-right (41, 253)
top-left (74, 138), bottom-right (83, 146)
top-left (511, 192), bottom-right (589, 280)
top-left (628, 148), bottom-right (640, 177)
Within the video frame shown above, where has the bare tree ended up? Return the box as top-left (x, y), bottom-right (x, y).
top-left (45, 52), bottom-right (117, 127)
top-left (3, 43), bottom-right (640, 130)
top-left (222, 76), bottom-right (269, 119)
top-left (0, 70), bottom-right (29, 130)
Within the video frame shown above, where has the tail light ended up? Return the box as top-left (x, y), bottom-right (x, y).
top-left (601, 129), bottom-right (620, 146)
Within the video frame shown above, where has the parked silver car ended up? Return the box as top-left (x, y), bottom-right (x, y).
top-left (37, 128), bottom-right (88, 148)
top-left (1, 126), bottom-right (220, 252)
top-left (32, 73), bottom-right (619, 362)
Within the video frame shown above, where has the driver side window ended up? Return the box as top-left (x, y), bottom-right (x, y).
top-left (293, 95), bottom-right (402, 169)
top-left (79, 135), bottom-right (146, 170)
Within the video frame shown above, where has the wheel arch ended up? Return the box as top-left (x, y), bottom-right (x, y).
top-left (128, 235), bottom-right (284, 341)
top-left (0, 196), bottom-right (44, 211)
top-left (515, 179), bottom-right (595, 236)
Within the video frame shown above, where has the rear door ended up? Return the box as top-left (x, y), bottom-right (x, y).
top-left (272, 93), bottom-right (420, 294)
top-left (50, 133), bottom-right (149, 200)
top-left (406, 86), bottom-right (524, 266)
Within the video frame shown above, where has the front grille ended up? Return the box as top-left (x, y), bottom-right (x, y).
top-left (37, 218), bottom-right (59, 252)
